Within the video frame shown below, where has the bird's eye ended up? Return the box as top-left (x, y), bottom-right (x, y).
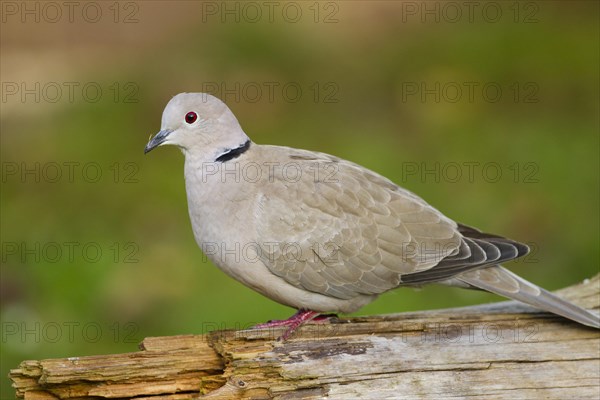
top-left (185, 112), bottom-right (198, 124)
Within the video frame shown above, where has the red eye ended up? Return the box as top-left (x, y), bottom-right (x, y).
top-left (185, 112), bottom-right (197, 124)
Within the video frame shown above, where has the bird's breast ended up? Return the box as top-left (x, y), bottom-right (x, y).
top-left (184, 159), bottom-right (259, 254)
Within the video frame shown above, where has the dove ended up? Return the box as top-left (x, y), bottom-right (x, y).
top-left (145, 92), bottom-right (599, 339)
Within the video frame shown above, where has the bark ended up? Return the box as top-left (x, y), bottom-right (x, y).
top-left (10, 275), bottom-right (600, 399)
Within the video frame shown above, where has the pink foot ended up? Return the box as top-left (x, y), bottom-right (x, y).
top-left (254, 310), bottom-right (326, 340)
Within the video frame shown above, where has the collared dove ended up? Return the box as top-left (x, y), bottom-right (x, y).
top-left (145, 93), bottom-right (599, 339)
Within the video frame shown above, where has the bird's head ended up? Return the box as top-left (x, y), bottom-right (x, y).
top-left (144, 93), bottom-right (249, 160)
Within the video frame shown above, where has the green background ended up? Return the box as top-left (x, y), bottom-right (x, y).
top-left (1, 1), bottom-right (598, 397)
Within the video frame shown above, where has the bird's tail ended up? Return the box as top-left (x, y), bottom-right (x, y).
top-left (457, 265), bottom-right (600, 329)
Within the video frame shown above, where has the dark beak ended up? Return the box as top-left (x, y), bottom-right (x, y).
top-left (144, 129), bottom-right (173, 154)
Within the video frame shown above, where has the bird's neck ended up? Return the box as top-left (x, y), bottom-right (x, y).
top-left (215, 140), bottom-right (251, 163)
top-left (183, 140), bottom-right (255, 188)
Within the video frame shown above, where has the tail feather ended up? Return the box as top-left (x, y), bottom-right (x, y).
top-left (457, 265), bottom-right (600, 329)
top-left (400, 223), bottom-right (598, 329)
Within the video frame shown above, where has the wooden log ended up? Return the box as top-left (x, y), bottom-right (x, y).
top-left (10, 275), bottom-right (600, 399)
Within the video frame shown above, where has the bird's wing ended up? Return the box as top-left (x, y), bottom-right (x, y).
top-left (254, 148), bottom-right (463, 299)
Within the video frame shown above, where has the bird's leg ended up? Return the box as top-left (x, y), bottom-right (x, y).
top-left (312, 313), bottom-right (338, 322)
top-left (254, 310), bottom-right (307, 328)
top-left (254, 310), bottom-right (324, 340)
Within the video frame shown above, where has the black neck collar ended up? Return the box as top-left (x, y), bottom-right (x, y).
top-left (215, 140), bottom-right (251, 163)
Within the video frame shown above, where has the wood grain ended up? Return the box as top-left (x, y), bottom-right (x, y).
top-left (10, 275), bottom-right (600, 399)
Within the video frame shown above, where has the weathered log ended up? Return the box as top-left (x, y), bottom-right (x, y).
top-left (10, 275), bottom-right (600, 399)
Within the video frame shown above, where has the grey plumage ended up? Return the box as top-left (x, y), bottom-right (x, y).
top-left (145, 93), bottom-right (599, 331)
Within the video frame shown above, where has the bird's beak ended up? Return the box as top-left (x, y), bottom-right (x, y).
top-left (144, 129), bottom-right (173, 154)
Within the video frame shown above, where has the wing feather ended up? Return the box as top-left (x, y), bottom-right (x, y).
top-left (254, 148), bottom-right (461, 299)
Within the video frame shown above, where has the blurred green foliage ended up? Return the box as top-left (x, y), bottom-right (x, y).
top-left (1, 2), bottom-right (598, 397)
